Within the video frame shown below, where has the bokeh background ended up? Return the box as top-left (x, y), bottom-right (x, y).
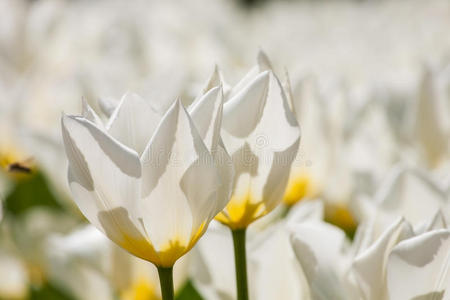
top-left (0, 0), bottom-right (449, 299)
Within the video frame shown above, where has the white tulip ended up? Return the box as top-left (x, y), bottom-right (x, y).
top-left (285, 76), bottom-right (360, 233)
top-left (412, 69), bottom-right (449, 168)
top-left (386, 229), bottom-right (450, 300)
top-left (350, 215), bottom-right (449, 300)
top-left (282, 75), bottom-right (325, 206)
top-left (355, 165), bottom-right (450, 240)
top-left (290, 219), bottom-right (356, 300)
top-left (352, 218), bottom-right (413, 300)
top-left (62, 92), bottom-right (230, 269)
top-left (215, 52), bottom-right (301, 229)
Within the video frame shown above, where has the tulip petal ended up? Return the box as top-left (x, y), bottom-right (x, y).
top-left (414, 210), bottom-right (448, 235)
top-left (196, 65), bottom-right (224, 100)
top-left (413, 70), bottom-right (448, 166)
top-left (386, 230), bottom-right (450, 300)
top-left (219, 68), bottom-right (300, 228)
top-left (211, 143), bottom-right (234, 217)
top-left (227, 50), bottom-right (272, 99)
top-left (286, 199), bottom-right (324, 226)
top-left (61, 115), bottom-right (154, 262)
top-left (375, 167), bottom-right (447, 226)
top-left (256, 50), bottom-right (273, 71)
top-left (82, 99), bottom-right (104, 128)
top-left (352, 218), bottom-right (413, 300)
top-left (189, 86), bottom-right (235, 215)
top-left (191, 223), bottom-right (236, 300)
top-left (425, 210), bottom-right (448, 231)
top-left (98, 97), bottom-right (118, 118)
top-left (250, 224), bottom-right (308, 300)
top-left (189, 86), bottom-right (223, 153)
top-left (139, 100), bottom-right (220, 264)
top-left (290, 222), bottom-right (349, 300)
top-left (107, 93), bottom-right (161, 155)
top-left (222, 71), bottom-right (270, 138)
top-left (262, 138), bottom-right (300, 211)
top-left (223, 70), bottom-right (299, 149)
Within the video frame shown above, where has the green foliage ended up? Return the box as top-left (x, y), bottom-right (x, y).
top-left (4, 172), bottom-right (64, 217)
top-left (29, 282), bottom-right (75, 300)
top-left (176, 281), bottom-right (204, 300)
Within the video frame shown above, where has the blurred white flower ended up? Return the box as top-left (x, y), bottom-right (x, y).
top-left (46, 224), bottom-right (190, 300)
top-left (355, 165), bottom-right (450, 240)
top-left (385, 228), bottom-right (450, 300)
top-left (192, 200), bottom-right (322, 300)
top-left (351, 216), bottom-right (450, 300)
top-left (0, 251), bottom-right (28, 299)
top-left (411, 69), bottom-right (449, 168)
top-left (282, 75), bottom-right (325, 206)
top-left (286, 75), bottom-right (360, 233)
top-left (290, 208), bottom-right (450, 300)
top-left (290, 212), bottom-right (357, 300)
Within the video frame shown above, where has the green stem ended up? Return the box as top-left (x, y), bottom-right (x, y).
top-left (157, 266), bottom-right (174, 300)
top-left (281, 204), bottom-right (292, 218)
top-left (232, 228), bottom-right (249, 300)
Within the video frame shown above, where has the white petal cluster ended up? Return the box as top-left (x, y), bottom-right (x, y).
top-left (0, 0), bottom-right (449, 299)
top-left (62, 91), bottom-right (231, 267)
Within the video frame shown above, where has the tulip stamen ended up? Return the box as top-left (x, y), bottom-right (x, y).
top-left (215, 192), bottom-right (267, 230)
top-left (283, 171), bottom-right (318, 206)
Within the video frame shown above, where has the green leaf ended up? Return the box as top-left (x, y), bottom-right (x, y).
top-left (4, 172), bottom-right (64, 216)
top-left (29, 282), bottom-right (75, 300)
top-left (176, 281), bottom-right (204, 300)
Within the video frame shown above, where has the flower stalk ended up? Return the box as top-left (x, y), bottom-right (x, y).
top-left (157, 266), bottom-right (174, 300)
top-left (232, 228), bottom-right (249, 300)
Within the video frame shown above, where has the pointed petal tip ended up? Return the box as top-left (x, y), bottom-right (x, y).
top-left (175, 97), bottom-right (183, 107)
top-left (61, 112), bottom-right (76, 123)
top-left (259, 69), bottom-right (271, 81)
top-left (256, 48), bottom-right (264, 56)
top-left (257, 49), bottom-right (273, 70)
top-left (122, 91), bottom-right (133, 98)
top-left (81, 97), bottom-right (92, 115)
top-left (208, 85), bottom-right (222, 96)
top-left (166, 97), bottom-right (187, 117)
top-left (283, 67), bottom-right (291, 79)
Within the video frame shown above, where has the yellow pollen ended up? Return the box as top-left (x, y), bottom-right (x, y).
top-left (121, 277), bottom-right (158, 300)
top-left (215, 192), bottom-right (267, 230)
top-left (324, 203), bottom-right (357, 237)
top-left (120, 222), bottom-right (206, 268)
top-left (283, 172), bottom-right (318, 206)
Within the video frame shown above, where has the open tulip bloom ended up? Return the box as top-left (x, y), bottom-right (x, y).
top-left (215, 55), bottom-right (301, 229)
top-left (61, 88), bottom-right (233, 299)
top-left (61, 52), bottom-right (300, 300)
top-left (208, 53), bottom-right (301, 300)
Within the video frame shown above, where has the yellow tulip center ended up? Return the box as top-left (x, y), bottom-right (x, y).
top-left (121, 277), bottom-right (158, 300)
top-left (324, 203), bottom-right (357, 237)
top-left (0, 143), bottom-right (34, 180)
top-left (215, 191), bottom-right (267, 230)
top-left (119, 222), bottom-right (206, 268)
top-left (283, 172), bottom-right (318, 206)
